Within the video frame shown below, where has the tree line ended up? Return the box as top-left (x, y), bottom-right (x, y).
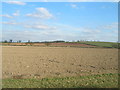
top-left (2, 39), bottom-right (103, 43)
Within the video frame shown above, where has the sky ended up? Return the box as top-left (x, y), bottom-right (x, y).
top-left (0, 1), bottom-right (118, 42)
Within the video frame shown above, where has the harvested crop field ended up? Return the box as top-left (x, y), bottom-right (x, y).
top-left (2, 46), bottom-right (118, 79)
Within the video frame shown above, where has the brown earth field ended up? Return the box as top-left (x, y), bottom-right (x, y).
top-left (2, 46), bottom-right (118, 79)
top-left (1, 42), bottom-right (96, 47)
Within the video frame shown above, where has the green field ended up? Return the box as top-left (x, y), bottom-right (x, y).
top-left (2, 73), bottom-right (118, 88)
top-left (78, 41), bottom-right (119, 48)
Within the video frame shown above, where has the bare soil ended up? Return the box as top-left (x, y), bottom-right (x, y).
top-left (1, 42), bottom-right (96, 47)
top-left (2, 46), bottom-right (118, 79)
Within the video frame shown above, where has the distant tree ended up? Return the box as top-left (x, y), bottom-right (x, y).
top-left (28, 40), bottom-right (30, 43)
top-left (18, 40), bottom-right (21, 43)
top-left (72, 40), bottom-right (75, 42)
top-left (9, 39), bottom-right (12, 43)
top-left (3, 40), bottom-right (8, 43)
top-left (25, 40), bottom-right (34, 46)
top-left (53, 40), bottom-right (65, 43)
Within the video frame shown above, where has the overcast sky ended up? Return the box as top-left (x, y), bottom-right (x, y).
top-left (0, 1), bottom-right (118, 42)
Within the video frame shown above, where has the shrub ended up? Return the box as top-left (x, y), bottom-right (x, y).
top-left (112, 44), bottom-right (119, 48)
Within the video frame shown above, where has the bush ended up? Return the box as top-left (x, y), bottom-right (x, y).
top-left (112, 44), bottom-right (119, 48)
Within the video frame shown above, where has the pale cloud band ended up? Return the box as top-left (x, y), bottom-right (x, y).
top-left (0, 14), bottom-right (13, 18)
top-left (25, 24), bottom-right (56, 30)
top-left (0, 10), bottom-right (20, 18)
top-left (4, 1), bottom-right (26, 5)
top-left (26, 7), bottom-right (53, 19)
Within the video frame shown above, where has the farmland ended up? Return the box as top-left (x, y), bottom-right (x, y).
top-left (1, 1), bottom-right (118, 88)
top-left (2, 45), bottom-right (118, 88)
top-left (1, 41), bottom-right (119, 48)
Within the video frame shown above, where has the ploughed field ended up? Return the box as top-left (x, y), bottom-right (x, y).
top-left (2, 46), bottom-right (118, 79)
top-left (1, 42), bottom-right (97, 48)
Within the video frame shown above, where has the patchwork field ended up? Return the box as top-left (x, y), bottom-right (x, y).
top-left (2, 46), bottom-right (118, 88)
